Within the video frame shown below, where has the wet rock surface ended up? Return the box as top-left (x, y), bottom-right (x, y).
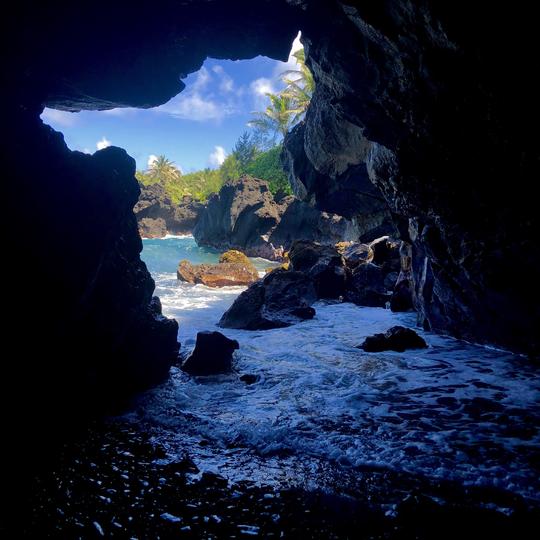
top-left (359, 326), bottom-right (428, 352)
top-left (182, 331), bottom-right (239, 376)
top-left (219, 269), bottom-right (317, 330)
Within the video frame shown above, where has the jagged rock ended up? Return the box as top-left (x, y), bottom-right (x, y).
top-left (358, 326), bottom-right (428, 353)
top-left (135, 183), bottom-right (205, 237)
top-left (288, 240), bottom-right (348, 299)
top-left (370, 237), bottom-right (401, 274)
top-left (182, 331), bottom-right (239, 375)
top-left (194, 176), bottom-right (363, 261)
top-left (177, 258), bottom-right (259, 288)
top-left (269, 199), bottom-right (362, 251)
top-left (138, 217), bottom-right (167, 238)
top-left (219, 269), bottom-right (317, 330)
top-left (341, 243), bottom-right (373, 270)
top-left (344, 263), bottom-right (389, 307)
top-left (391, 276), bottom-right (414, 312)
top-left (281, 121), bottom-right (395, 242)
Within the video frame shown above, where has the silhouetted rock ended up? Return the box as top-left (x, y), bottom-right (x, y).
top-left (135, 183), bottom-right (205, 237)
top-left (345, 263), bottom-right (389, 307)
top-left (370, 236), bottom-right (401, 274)
top-left (341, 243), bottom-right (373, 270)
top-left (288, 240), bottom-right (347, 299)
top-left (177, 257), bottom-right (259, 288)
top-left (359, 326), bottom-right (428, 352)
top-left (182, 331), bottom-right (239, 375)
top-left (240, 374), bottom-right (259, 385)
top-left (219, 270), bottom-right (317, 330)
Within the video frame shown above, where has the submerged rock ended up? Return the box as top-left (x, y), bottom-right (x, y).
top-left (219, 269), bottom-right (317, 330)
top-left (359, 326), bottom-right (428, 353)
top-left (177, 257), bottom-right (259, 288)
top-left (182, 331), bottom-right (239, 376)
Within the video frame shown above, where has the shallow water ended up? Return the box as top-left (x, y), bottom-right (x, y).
top-left (136, 236), bottom-right (540, 502)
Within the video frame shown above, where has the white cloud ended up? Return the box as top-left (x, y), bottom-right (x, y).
top-left (250, 77), bottom-right (276, 109)
top-left (96, 137), bottom-right (111, 150)
top-left (208, 146), bottom-right (227, 168)
top-left (212, 64), bottom-right (234, 93)
top-left (41, 108), bottom-right (78, 127)
top-left (83, 148), bottom-right (92, 154)
top-left (147, 154), bottom-right (158, 168)
top-left (192, 67), bottom-right (212, 91)
top-left (159, 93), bottom-right (226, 122)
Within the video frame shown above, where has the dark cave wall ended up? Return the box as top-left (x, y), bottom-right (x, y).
top-left (1, 0), bottom-right (537, 435)
top-left (283, 0), bottom-right (538, 353)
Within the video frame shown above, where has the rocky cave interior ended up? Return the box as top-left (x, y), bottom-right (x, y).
top-left (3, 0), bottom-right (538, 522)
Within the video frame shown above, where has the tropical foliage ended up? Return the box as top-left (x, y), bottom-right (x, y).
top-left (137, 45), bottom-right (313, 202)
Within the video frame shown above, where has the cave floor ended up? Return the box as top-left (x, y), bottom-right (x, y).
top-left (9, 420), bottom-right (539, 539)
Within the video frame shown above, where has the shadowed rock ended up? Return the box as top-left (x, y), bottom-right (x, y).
top-left (288, 240), bottom-right (348, 299)
top-left (182, 331), bottom-right (239, 376)
top-left (359, 326), bottom-right (428, 353)
top-left (219, 269), bottom-right (317, 330)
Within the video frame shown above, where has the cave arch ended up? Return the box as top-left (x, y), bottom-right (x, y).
top-left (4, 1), bottom-right (537, 426)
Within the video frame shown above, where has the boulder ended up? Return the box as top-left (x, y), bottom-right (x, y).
top-left (182, 331), bottom-right (239, 375)
top-left (341, 242), bottom-right (373, 270)
top-left (219, 249), bottom-right (252, 266)
top-left (358, 326), bottom-right (428, 353)
top-left (138, 217), bottom-right (167, 239)
top-left (391, 276), bottom-right (414, 312)
top-left (344, 263), bottom-right (389, 307)
top-left (177, 258), bottom-right (259, 288)
top-left (370, 236), bottom-right (401, 274)
top-left (288, 240), bottom-right (348, 299)
top-left (219, 269), bottom-right (317, 330)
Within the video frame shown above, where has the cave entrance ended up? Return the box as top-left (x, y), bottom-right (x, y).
top-left (40, 33), bottom-right (320, 341)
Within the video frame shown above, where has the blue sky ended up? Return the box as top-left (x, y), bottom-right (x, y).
top-left (41, 34), bottom-right (301, 173)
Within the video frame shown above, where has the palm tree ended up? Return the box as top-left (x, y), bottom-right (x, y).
top-left (280, 48), bottom-right (315, 123)
top-left (248, 93), bottom-right (296, 143)
top-left (146, 155), bottom-right (181, 184)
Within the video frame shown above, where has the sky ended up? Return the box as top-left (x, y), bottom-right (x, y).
top-left (41, 33), bottom-right (302, 173)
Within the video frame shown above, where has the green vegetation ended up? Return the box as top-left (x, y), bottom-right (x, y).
top-left (245, 145), bottom-right (291, 195)
top-left (137, 45), bottom-right (312, 202)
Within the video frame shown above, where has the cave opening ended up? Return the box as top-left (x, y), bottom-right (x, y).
top-left (4, 1), bottom-right (539, 536)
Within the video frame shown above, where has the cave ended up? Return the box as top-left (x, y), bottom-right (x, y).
top-left (3, 0), bottom-right (539, 536)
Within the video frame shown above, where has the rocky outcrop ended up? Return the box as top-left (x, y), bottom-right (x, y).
top-left (177, 256), bottom-right (259, 288)
top-left (138, 217), bottom-right (167, 238)
top-left (288, 241), bottom-right (348, 299)
top-left (281, 122), bottom-right (395, 242)
top-left (194, 176), bottom-right (364, 261)
top-left (358, 326), bottom-right (428, 353)
top-left (181, 331), bottom-right (239, 376)
top-left (3, 113), bottom-right (180, 431)
top-left (135, 183), bottom-right (204, 237)
top-left (219, 269), bottom-right (317, 330)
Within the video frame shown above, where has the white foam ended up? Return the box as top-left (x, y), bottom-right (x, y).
top-left (127, 242), bottom-right (540, 501)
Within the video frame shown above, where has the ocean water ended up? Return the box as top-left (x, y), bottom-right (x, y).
top-left (136, 236), bottom-right (540, 502)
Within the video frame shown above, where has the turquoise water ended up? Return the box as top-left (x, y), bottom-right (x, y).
top-left (141, 235), bottom-right (273, 275)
